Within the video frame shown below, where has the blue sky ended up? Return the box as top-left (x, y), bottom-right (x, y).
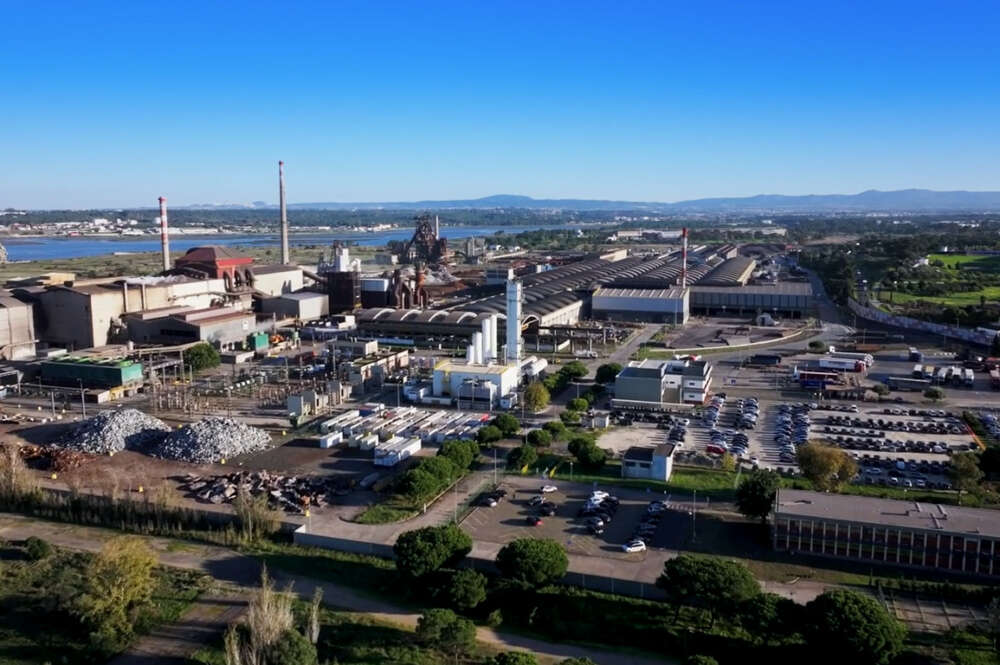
top-left (2, 0), bottom-right (999, 208)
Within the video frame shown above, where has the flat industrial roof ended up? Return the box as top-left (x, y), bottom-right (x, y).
top-left (623, 443), bottom-right (676, 461)
top-left (594, 286), bottom-right (687, 299)
top-left (775, 489), bottom-right (1000, 538)
top-left (690, 282), bottom-right (813, 296)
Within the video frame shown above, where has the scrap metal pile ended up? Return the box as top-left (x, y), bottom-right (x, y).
top-left (59, 409), bottom-right (171, 454)
top-left (177, 470), bottom-right (347, 512)
top-left (19, 443), bottom-right (92, 471)
top-left (153, 417), bottom-right (271, 464)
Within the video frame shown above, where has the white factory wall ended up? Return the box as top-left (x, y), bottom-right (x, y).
top-left (432, 363), bottom-right (519, 403)
top-left (538, 300), bottom-right (584, 327)
top-left (253, 268), bottom-right (304, 297)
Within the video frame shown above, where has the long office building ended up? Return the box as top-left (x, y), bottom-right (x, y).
top-left (773, 489), bottom-right (1000, 577)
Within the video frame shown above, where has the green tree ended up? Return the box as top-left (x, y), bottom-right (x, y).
top-left (477, 425), bottom-right (503, 444)
top-left (796, 442), bottom-right (857, 492)
top-left (394, 524), bottom-right (472, 578)
top-left (494, 653), bottom-right (539, 665)
top-left (559, 659), bottom-right (598, 665)
top-left (951, 452), bottom-right (985, 503)
top-left (496, 538), bottom-right (568, 588)
top-left (567, 397), bottom-right (589, 412)
top-left (523, 381), bottom-right (550, 412)
top-left (560, 361), bottom-right (589, 379)
top-left (559, 410), bottom-right (581, 425)
top-left (402, 468), bottom-right (441, 502)
top-left (804, 589), bottom-right (905, 665)
top-left (416, 609), bottom-right (476, 658)
top-left (264, 629), bottom-right (319, 665)
top-left (594, 363), bottom-right (622, 384)
top-left (574, 441), bottom-right (607, 471)
top-left (735, 470), bottom-right (779, 523)
top-left (493, 413), bottom-right (521, 437)
top-left (507, 444), bottom-right (538, 470)
top-left (739, 592), bottom-right (797, 645)
top-left (447, 568), bottom-right (488, 610)
top-left (24, 536), bottom-right (53, 561)
top-left (808, 340), bottom-right (828, 352)
top-left (420, 456), bottom-right (458, 484)
top-left (77, 536), bottom-right (158, 652)
top-left (438, 439), bottom-right (479, 471)
top-left (684, 657), bottom-right (719, 665)
top-left (656, 555), bottom-right (759, 624)
top-left (924, 386), bottom-right (945, 401)
top-left (183, 342), bottom-right (221, 372)
top-left (542, 421), bottom-right (567, 441)
top-left (526, 429), bottom-right (552, 447)
top-left (872, 383), bottom-right (890, 396)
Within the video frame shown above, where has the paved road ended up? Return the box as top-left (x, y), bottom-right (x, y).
top-left (0, 513), bottom-right (675, 665)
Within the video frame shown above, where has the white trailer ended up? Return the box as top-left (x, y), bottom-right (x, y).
top-left (828, 351), bottom-right (874, 367)
top-left (373, 437), bottom-right (422, 467)
top-left (319, 409), bottom-right (360, 433)
top-left (318, 432), bottom-right (343, 449)
top-left (818, 357), bottom-right (864, 372)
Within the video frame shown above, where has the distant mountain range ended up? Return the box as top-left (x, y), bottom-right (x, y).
top-left (178, 189), bottom-right (1000, 213)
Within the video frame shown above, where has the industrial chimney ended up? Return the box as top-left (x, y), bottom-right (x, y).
top-left (680, 227), bottom-right (688, 288)
top-left (278, 160), bottom-right (290, 265)
top-left (158, 196), bottom-right (170, 272)
top-left (505, 280), bottom-right (522, 364)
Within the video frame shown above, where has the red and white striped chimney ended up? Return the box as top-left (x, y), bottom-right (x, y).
top-left (681, 227), bottom-right (688, 288)
top-left (158, 196), bottom-right (170, 272)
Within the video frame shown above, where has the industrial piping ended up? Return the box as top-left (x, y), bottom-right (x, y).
top-left (279, 160), bottom-right (290, 265)
top-left (158, 196), bottom-right (170, 272)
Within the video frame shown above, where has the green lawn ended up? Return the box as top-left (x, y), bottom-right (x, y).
top-left (888, 286), bottom-right (1000, 307)
top-left (0, 545), bottom-right (207, 665)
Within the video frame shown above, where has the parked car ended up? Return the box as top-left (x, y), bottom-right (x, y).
top-left (622, 540), bottom-right (647, 553)
top-left (540, 485), bottom-right (558, 493)
top-left (526, 515), bottom-right (543, 526)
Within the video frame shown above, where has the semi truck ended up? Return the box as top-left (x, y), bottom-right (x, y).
top-left (908, 347), bottom-right (924, 363)
top-left (818, 357), bottom-right (866, 372)
top-left (828, 351), bottom-right (875, 368)
top-left (990, 368), bottom-right (1000, 391)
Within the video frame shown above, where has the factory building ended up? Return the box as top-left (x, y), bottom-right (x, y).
top-left (345, 348), bottom-right (410, 395)
top-left (175, 246), bottom-right (254, 284)
top-left (431, 360), bottom-right (519, 406)
top-left (261, 291), bottom-right (329, 320)
top-left (688, 282), bottom-right (814, 317)
top-left (0, 293), bottom-right (37, 360)
top-left (697, 256), bottom-right (756, 286)
top-left (14, 276), bottom-right (228, 350)
top-left (355, 308), bottom-right (495, 342)
top-left (251, 265), bottom-right (305, 297)
top-left (591, 286), bottom-right (689, 323)
top-left (774, 489), bottom-right (1000, 578)
top-left (613, 358), bottom-right (713, 407)
top-left (124, 306), bottom-right (257, 348)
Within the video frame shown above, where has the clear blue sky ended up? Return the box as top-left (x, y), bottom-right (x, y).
top-left (2, 1), bottom-right (999, 208)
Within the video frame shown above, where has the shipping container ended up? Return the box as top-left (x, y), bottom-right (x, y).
top-left (818, 357), bottom-right (865, 372)
top-left (750, 354), bottom-right (782, 366)
top-left (828, 351), bottom-right (874, 367)
top-left (318, 432), bottom-right (343, 448)
top-left (886, 376), bottom-right (930, 392)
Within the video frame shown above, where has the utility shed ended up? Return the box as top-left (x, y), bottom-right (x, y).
top-left (622, 443), bottom-right (675, 481)
top-left (41, 357), bottom-right (143, 388)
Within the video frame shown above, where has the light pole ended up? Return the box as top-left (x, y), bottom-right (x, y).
top-left (78, 379), bottom-right (86, 418)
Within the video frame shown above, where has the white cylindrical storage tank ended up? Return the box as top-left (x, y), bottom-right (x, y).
top-left (466, 345), bottom-right (474, 363)
top-left (481, 318), bottom-right (492, 363)
top-left (490, 315), bottom-right (498, 363)
top-left (472, 332), bottom-right (483, 365)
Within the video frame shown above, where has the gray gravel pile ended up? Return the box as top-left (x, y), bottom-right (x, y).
top-left (153, 417), bottom-right (271, 463)
top-left (60, 409), bottom-right (170, 454)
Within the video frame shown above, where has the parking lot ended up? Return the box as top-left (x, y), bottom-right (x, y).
top-left (462, 480), bottom-right (699, 561)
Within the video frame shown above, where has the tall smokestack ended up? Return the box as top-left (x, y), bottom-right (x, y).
top-left (681, 227), bottom-right (688, 288)
top-left (158, 196), bottom-right (170, 272)
top-left (506, 280), bottom-right (522, 364)
top-left (279, 160), bottom-right (290, 265)
top-left (434, 215), bottom-right (440, 239)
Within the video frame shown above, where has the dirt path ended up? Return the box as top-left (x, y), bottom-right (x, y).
top-left (0, 513), bottom-right (674, 665)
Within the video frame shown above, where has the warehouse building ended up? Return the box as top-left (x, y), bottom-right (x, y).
top-left (346, 348), bottom-right (410, 395)
top-left (591, 286), bottom-right (689, 323)
top-left (773, 489), bottom-right (1000, 577)
top-left (613, 358), bottom-right (713, 407)
top-left (260, 291), bottom-right (329, 320)
top-left (688, 282), bottom-right (814, 318)
top-left (41, 356), bottom-right (143, 389)
top-left (124, 306), bottom-right (257, 348)
top-left (697, 257), bottom-right (756, 286)
top-left (622, 443), bottom-right (675, 481)
top-left (355, 308), bottom-right (494, 342)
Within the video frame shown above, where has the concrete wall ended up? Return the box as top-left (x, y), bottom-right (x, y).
top-left (0, 299), bottom-right (36, 359)
top-left (254, 269), bottom-right (304, 297)
top-left (614, 374), bottom-right (664, 403)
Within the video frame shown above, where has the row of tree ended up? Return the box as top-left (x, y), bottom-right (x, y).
top-left (399, 439), bottom-right (481, 503)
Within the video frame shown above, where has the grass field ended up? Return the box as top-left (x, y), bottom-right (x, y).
top-left (928, 253), bottom-right (1000, 272)
top-left (0, 544), bottom-right (207, 665)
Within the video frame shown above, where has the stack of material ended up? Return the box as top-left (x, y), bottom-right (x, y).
top-left (177, 470), bottom-right (346, 511)
top-left (154, 417), bottom-right (270, 464)
top-left (59, 409), bottom-right (170, 454)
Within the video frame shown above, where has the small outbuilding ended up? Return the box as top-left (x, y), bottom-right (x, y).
top-left (622, 443), bottom-right (675, 481)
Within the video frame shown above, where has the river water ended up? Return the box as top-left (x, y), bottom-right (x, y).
top-left (0, 225), bottom-right (567, 262)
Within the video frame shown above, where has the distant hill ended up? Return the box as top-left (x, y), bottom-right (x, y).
top-left (174, 189), bottom-right (1000, 213)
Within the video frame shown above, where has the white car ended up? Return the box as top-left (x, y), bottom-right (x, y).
top-left (750, 456), bottom-right (760, 466)
top-left (590, 490), bottom-right (609, 499)
top-left (540, 485), bottom-right (558, 493)
top-left (622, 540), bottom-right (647, 553)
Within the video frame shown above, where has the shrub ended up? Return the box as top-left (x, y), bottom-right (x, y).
top-left (493, 653), bottom-right (539, 665)
top-left (477, 425), bottom-right (503, 444)
top-left (492, 414), bottom-right (520, 437)
top-left (507, 444), bottom-right (538, 470)
top-left (438, 439), bottom-right (479, 471)
top-left (448, 569), bottom-right (488, 610)
top-left (183, 343), bottom-right (221, 372)
top-left (542, 421), bottom-right (567, 440)
top-left (523, 381), bottom-right (551, 412)
top-left (496, 538), bottom-right (568, 587)
top-left (394, 524), bottom-right (472, 578)
top-left (567, 398), bottom-right (589, 412)
top-left (264, 629), bottom-right (318, 665)
top-left (24, 536), bottom-right (53, 561)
